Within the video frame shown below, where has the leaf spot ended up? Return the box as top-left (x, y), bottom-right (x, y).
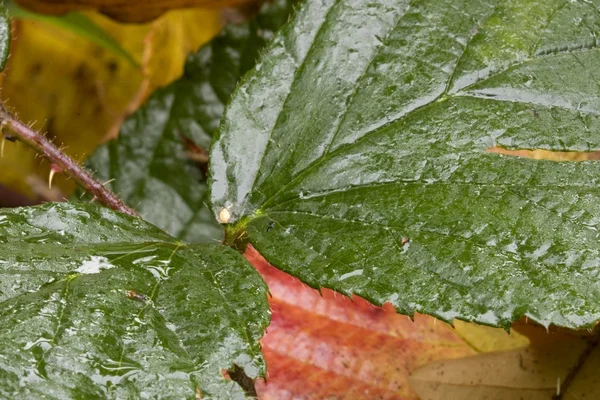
top-left (126, 290), bottom-right (148, 302)
top-left (487, 146), bottom-right (600, 161)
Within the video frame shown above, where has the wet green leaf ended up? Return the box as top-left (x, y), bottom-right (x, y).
top-left (85, 0), bottom-right (296, 244)
top-left (211, 0), bottom-right (600, 329)
top-left (0, 203), bottom-right (269, 399)
top-left (0, 2), bottom-right (10, 71)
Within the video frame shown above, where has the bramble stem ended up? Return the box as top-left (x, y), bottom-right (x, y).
top-left (0, 103), bottom-right (136, 217)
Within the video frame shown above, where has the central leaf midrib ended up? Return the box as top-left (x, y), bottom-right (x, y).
top-left (238, 0), bottom-right (349, 214)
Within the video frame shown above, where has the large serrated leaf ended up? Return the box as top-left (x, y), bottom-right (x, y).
top-left (0, 203), bottom-right (269, 399)
top-left (85, 0), bottom-right (296, 244)
top-left (211, 0), bottom-right (600, 329)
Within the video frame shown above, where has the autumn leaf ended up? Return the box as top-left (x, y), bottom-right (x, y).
top-left (14, 0), bottom-right (256, 22)
top-left (410, 322), bottom-right (600, 399)
top-left (245, 246), bottom-right (486, 399)
top-left (0, 8), bottom-right (221, 198)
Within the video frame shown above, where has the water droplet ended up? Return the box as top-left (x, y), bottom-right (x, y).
top-left (338, 269), bottom-right (364, 281)
top-left (76, 256), bottom-right (115, 275)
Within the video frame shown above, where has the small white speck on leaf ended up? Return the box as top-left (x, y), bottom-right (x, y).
top-left (218, 208), bottom-right (231, 224)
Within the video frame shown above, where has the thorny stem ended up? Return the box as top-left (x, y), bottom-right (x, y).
top-left (0, 103), bottom-right (137, 217)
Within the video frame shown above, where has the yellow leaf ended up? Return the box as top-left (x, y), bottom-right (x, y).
top-left (15, 0), bottom-right (253, 22)
top-left (454, 320), bottom-right (529, 353)
top-left (0, 9), bottom-right (221, 197)
top-left (410, 321), bottom-right (599, 399)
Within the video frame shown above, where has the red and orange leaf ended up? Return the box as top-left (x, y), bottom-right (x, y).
top-left (245, 246), bottom-right (476, 400)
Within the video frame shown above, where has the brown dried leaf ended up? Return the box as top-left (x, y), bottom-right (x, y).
top-left (15, 0), bottom-right (255, 22)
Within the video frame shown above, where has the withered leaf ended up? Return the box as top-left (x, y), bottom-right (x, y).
top-left (410, 322), bottom-right (600, 399)
top-left (15, 0), bottom-right (255, 22)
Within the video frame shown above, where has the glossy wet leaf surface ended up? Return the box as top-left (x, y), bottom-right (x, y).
top-left (211, 0), bottom-right (600, 329)
top-left (0, 203), bottom-right (269, 399)
top-left (0, 3), bottom-right (10, 70)
top-left (86, 0), bottom-right (296, 244)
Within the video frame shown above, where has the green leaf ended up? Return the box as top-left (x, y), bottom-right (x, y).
top-left (211, 0), bottom-right (600, 329)
top-left (0, 203), bottom-right (269, 399)
top-left (85, 0), bottom-right (296, 243)
top-left (6, 1), bottom-right (137, 66)
top-left (0, 2), bottom-right (11, 71)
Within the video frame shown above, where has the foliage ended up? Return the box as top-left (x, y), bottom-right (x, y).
top-left (3, 0), bottom-right (600, 398)
top-left (0, 5), bottom-right (220, 197)
top-left (0, 203), bottom-right (270, 398)
top-left (211, 0), bottom-right (600, 329)
top-left (86, 0), bottom-right (295, 243)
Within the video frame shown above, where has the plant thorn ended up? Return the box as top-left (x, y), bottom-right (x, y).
top-left (48, 164), bottom-right (63, 189)
top-left (48, 169), bottom-right (56, 189)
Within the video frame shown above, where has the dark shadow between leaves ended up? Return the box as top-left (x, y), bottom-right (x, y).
top-left (223, 364), bottom-right (258, 398)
